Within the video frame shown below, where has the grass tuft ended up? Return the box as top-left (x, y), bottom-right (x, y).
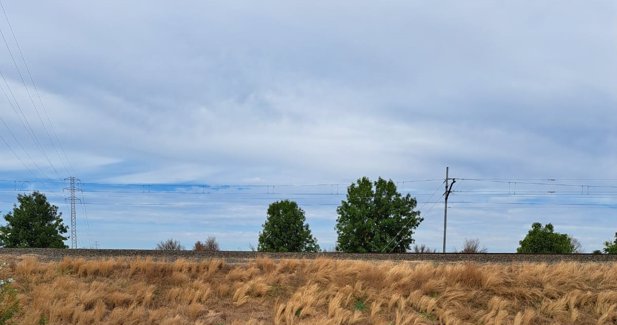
top-left (1, 256), bottom-right (616, 324)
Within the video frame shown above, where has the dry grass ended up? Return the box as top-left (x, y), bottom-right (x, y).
top-left (1, 256), bottom-right (617, 324)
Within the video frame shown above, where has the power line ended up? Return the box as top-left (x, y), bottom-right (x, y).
top-left (1, 176), bottom-right (617, 189)
top-left (79, 189), bottom-right (91, 248)
top-left (0, 0), bottom-right (74, 176)
top-left (0, 130), bottom-right (38, 179)
top-left (0, 114), bottom-right (51, 179)
top-left (0, 1), bottom-right (68, 179)
top-left (458, 178), bottom-right (617, 182)
top-left (0, 177), bottom-right (615, 203)
top-left (0, 67), bottom-right (60, 178)
top-left (1, 179), bottom-right (616, 199)
top-left (459, 178), bottom-right (617, 188)
top-left (0, 173), bottom-right (614, 252)
top-left (382, 180), bottom-right (446, 253)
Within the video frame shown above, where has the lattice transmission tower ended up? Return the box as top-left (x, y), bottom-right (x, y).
top-left (65, 177), bottom-right (81, 249)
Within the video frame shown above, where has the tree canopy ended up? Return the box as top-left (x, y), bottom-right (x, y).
top-left (517, 222), bottom-right (574, 254)
top-left (258, 200), bottom-right (319, 252)
top-left (335, 177), bottom-right (422, 253)
top-left (604, 233), bottom-right (617, 254)
top-left (0, 191), bottom-right (68, 248)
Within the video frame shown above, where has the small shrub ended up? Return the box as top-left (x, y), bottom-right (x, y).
top-left (568, 236), bottom-right (583, 253)
top-left (194, 237), bottom-right (220, 252)
top-left (413, 244), bottom-right (436, 254)
top-left (420, 311), bottom-right (437, 321)
top-left (155, 239), bottom-right (184, 251)
top-left (193, 241), bottom-right (205, 251)
top-left (204, 236), bottom-right (220, 252)
top-left (0, 284), bottom-right (19, 324)
top-left (267, 284), bottom-right (285, 298)
top-left (354, 298), bottom-right (366, 311)
top-left (460, 239), bottom-right (487, 253)
top-left (603, 232), bottom-right (617, 254)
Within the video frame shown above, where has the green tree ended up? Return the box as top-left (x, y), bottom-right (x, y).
top-left (517, 222), bottom-right (574, 254)
top-left (258, 200), bottom-right (319, 252)
top-left (603, 233), bottom-right (617, 254)
top-left (336, 177), bottom-right (422, 253)
top-left (0, 191), bottom-right (68, 248)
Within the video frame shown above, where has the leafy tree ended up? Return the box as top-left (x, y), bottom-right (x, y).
top-left (603, 233), bottom-right (617, 254)
top-left (156, 238), bottom-right (184, 250)
top-left (517, 223), bottom-right (574, 254)
top-left (258, 200), bottom-right (319, 252)
top-left (0, 191), bottom-right (68, 248)
top-left (336, 177), bottom-right (422, 253)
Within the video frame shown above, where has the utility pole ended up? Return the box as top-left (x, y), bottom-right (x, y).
top-left (65, 177), bottom-right (80, 249)
top-left (442, 167), bottom-right (456, 253)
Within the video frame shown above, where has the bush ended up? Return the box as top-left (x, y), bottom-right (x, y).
top-left (460, 239), bottom-right (487, 253)
top-left (413, 244), bottom-right (436, 253)
top-left (568, 236), bottom-right (583, 253)
top-left (155, 239), bottom-right (184, 251)
top-left (604, 233), bottom-right (617, 254)
top-left (0, 284), bottom-right (18, 323)
top-left (204, 236), bottom-right (219, 251)
top-left (193, 236), bottom-right (220, 252)
top-left (193, 241), bottom-right (205, 251)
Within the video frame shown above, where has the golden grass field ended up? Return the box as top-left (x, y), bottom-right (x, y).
top-left (0, 256), bottom-right (616, 324)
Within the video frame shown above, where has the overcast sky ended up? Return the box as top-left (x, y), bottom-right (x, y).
top-left (0, 1), bottom-right (616, 252)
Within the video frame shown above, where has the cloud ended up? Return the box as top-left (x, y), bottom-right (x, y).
top-left (0, 1), bottom-right (615, 250)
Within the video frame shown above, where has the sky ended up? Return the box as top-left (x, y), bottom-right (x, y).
top-left (0, 1), bottom-right (616, 252)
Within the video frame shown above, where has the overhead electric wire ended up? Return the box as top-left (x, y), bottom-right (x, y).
top-left (1, 178), bottom-right (616, 198)
top-left (458, 178), bottom-right (617, 182)
top-left (449, 202), bottom-right (616, 208)
top-left (0, 1), bottom-right (70, 178)
top-left (0, 113), bottom-right (51, 179)
top-left (0, 128), bottom-right (39, 179)
top-left (382, 181), bottom-right (446, 253)
top-left (79, 186), bottom-right (92, 248)
top-left (1, 178), bottom-right (616, 203)
top-left (0, 0), bottom-right (74, 177)
top-left (459, 178), bottom-right (617, 187)
top-left (0, 67), bottom-right (60, 178)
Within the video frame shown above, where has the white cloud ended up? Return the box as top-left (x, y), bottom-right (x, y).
top-left (0, 1), bottom-right (615, 250)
